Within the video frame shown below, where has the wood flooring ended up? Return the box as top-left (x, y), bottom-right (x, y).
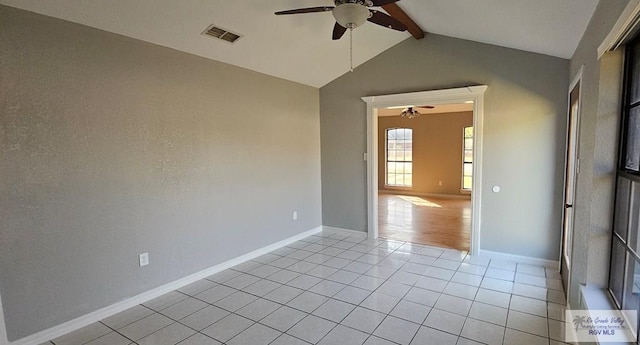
top-left (378, 193), bottom-right (471, 251)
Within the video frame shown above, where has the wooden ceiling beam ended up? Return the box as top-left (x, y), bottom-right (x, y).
top-left (382, 3), bottom-right (425, 40)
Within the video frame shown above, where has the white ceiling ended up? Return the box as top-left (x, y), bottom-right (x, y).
top-left (0, 0), bottom-right (599, 88)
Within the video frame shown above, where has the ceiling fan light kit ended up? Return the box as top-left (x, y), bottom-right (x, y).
top-left (333, 3), bottom-right (370, 29)
top-left (400, 105), bottom-right (436, 118)
top-left (401, 108), bottom-right (421, 118)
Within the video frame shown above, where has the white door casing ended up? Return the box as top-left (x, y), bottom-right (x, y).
top-left (561, 67), bottom-right (583, 300)
top-left (362, 85), bottom-right (487, 255)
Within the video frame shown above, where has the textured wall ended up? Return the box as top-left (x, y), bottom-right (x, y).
top-left (320, 34), bottom-right (568, 260)
top-left (0, 5), bottom-right (321, 341)
top-left (567, 0), bottom-right (629, 307)
top-left (378, 112), bottom-right (473, 196)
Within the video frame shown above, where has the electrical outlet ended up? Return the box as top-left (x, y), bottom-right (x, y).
top-left (139, 252), bottom-right (149, 267)
top-left (438, 181), bottom-right (443, 186)
top-left (293, 211), bottom-right (298, 220)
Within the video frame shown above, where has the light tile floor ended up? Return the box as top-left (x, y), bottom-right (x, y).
top-left (43, 232), bottom-right (572, 345)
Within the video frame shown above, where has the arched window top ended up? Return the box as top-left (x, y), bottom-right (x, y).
top-left (387, 128), bottom-right (412, 140)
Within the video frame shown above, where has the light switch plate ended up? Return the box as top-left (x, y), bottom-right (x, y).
top-left (139, 252), bottom-right (149, 267)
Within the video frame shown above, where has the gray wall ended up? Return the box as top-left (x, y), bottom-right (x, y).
top-left (320, 34), bottom-right (569, 260)
top-left (567, 0), bottom-right (629, 307)
top-left (0, 5), bottom-right (321, 341)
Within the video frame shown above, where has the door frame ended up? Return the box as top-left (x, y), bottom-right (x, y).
top-left (362, 85), bottom-right (487, 255)
top-left (561, 66), bottom-right (583, 300)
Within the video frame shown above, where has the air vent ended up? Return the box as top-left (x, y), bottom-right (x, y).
top-left (202, 25), bottom-right (241, 43)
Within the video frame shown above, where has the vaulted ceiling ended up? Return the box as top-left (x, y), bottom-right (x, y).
top-left (0, 0), bottom-right (599, 87)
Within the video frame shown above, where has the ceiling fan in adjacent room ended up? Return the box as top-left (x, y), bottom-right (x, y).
top-left (398, 105), bottom-right (435, 119)
top-left (275, 0), bottom-right (408, 40)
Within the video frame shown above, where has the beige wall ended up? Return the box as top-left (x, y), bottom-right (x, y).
top-left (0, 5), bottom-right (321, 341)
top-left (378, 112), bottom-right (473, 196)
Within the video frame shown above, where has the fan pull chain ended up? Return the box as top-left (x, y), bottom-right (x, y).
top-left (350, 28), bottom-right (354, 72)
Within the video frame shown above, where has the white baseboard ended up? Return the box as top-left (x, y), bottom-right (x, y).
top-left (322, 226), bottom-right (368, 238)
top-left (478, 249), bottom-right (559, 268)
top-left (2, 226), bottom-right (322, 345)
top-left (378, 190), bottom-right (471, 200)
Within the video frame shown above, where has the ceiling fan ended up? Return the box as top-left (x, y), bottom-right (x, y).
top-left (275, 0), bottom-right (408, 40)
top-left (399, 105), bottom-right (434, 119)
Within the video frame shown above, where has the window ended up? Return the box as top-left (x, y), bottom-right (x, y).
top-left (608, 35), bottom-right (640, 340)
top-left (386, 128), bottom-right (412, 187)
top-left (462, 126), bottom-right (473, 190)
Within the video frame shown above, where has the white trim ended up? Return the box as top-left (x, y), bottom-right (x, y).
top-left (322, 226), bottom-right (368, 238)
top-left (598, 0), bottom-right (640, 58)
top-left (579, 285), bottom-right (635, 344)
top-left (362, 85), bottom-right (487, 254)
top-left (581, 285), bottom-right (617, 310)
top-left (378, 190), bottom-right (471, 200)
top-left (479, 249), bottom-right (559, 268)
top-left (2, 227), bottom-right (322, 345)
top-left (561, 66), bottom-right (583, 304)
top-left (569, 65), bottom-right (584, 92)
top-left (365, 102), bottom-right (378, 240)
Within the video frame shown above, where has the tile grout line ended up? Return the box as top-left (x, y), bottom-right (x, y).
top-left (60, 231), bottom-right (567, 345)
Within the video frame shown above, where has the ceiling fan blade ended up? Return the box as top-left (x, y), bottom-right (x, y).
top-left (367, 10), bottom-right (408, 31)
top-left (275, 6), bottom-right (334, 15)
top-left (370, 0), bottom-right (400, 6)
top-left (416, 105), bottom-right (435, 109)
top-left (332, 22), bottom-right (347, 40)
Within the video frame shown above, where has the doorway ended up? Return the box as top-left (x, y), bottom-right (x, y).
top-left (376, 105), bottom-right (473, 251)
top-left (362, 86), bottom-right (487, 255)
top-left (561, 68), bottom-right (582, 298)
